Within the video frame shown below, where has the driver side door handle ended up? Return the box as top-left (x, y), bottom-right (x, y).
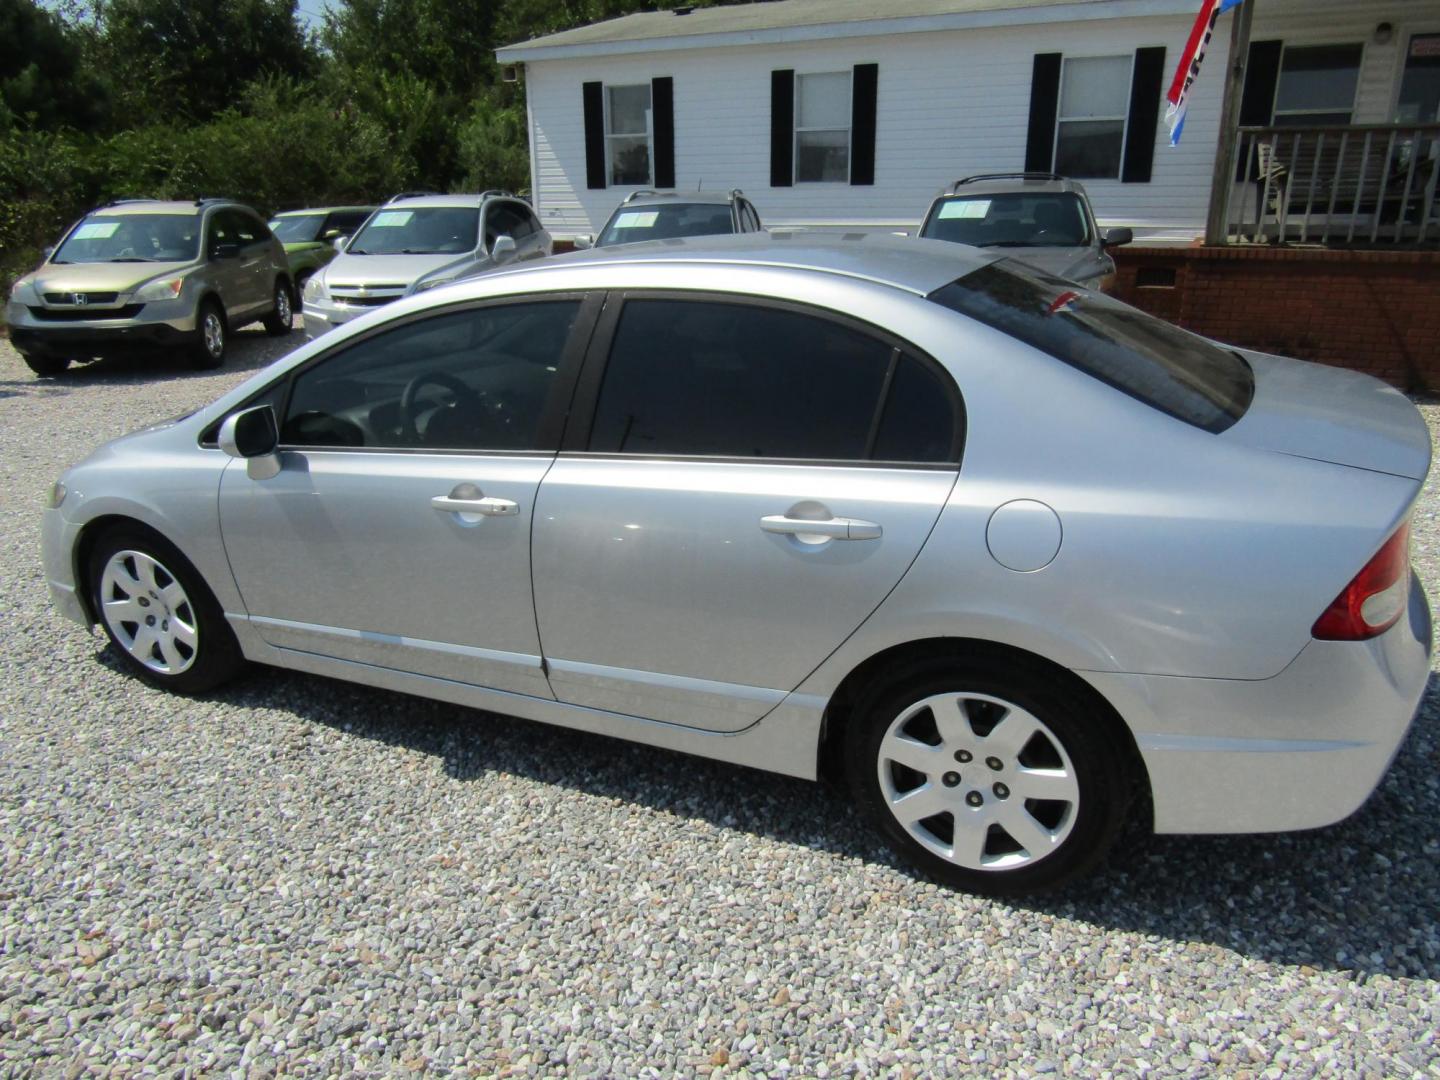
top-left (431, 495), bottom-right (519, 516)
top-left (760, 514), bottom-right (882, 540)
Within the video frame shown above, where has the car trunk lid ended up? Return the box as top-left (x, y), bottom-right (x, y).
top-left (1221, 350), bottom-right (1431, 481)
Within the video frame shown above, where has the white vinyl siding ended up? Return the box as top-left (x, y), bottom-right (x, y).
top-left (519, 0), bottom-right (1435, 242)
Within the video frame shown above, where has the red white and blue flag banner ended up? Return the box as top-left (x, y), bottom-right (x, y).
top-left (1165, 0), bottom-right (1245, 146)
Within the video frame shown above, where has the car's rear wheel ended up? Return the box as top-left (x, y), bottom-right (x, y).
top-left (20, 351), bottom-right (71, 377)
top-left (846, 656), bottom-right (1130, 896)
top-left (88, 528), bottom-right (244, 694)
top-left (262, 280), bottom-right (293, 336)
top-left (191, 300), bottom-right (227, 369)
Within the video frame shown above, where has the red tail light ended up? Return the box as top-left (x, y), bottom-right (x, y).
top-left (1311, 524), bottom-right (1411, 641)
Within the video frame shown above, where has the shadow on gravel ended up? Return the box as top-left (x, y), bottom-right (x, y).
top-left (5, 326), bottom-right (297, 388)
top-left (176, 652), bottom-right (1440, 983)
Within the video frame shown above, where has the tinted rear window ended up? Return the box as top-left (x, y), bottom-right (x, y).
top-left (928, 261), bottom-right (1253, 433)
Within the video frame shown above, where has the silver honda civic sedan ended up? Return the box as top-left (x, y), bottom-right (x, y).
top-left (40, 233), bottom-right (1432, 895)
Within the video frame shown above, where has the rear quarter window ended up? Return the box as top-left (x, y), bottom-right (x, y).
top-left (928, 261), bottom-right (1253, 433)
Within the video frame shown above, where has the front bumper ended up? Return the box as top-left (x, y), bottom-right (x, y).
top-left (41, 507), bottom-right (90, 627)
top-left (303, 295), bottom-right (399, 339)
top-left (1084, 573), bottom-right (1433, 834)
top-left (7, 298), bottom-right (198, 359)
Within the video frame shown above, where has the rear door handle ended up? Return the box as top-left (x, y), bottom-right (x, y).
top-left (760, 514), bottom-right (882, 541)
top-left (431, 495), bottom-right (518, 516)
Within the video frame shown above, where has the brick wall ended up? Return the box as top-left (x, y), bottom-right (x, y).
top-left (1111, 246), bottom-right (1440, 393)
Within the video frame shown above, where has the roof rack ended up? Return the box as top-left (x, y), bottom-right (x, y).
top-left (950, 172), bottom-right (1065, 192)
top-left (385, 190), bottom-right (443, 204)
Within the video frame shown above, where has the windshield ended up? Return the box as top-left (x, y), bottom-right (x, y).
top-left (51, 214), bottom-right (201, 264)
top-left (929, 260), bottom-right (1254, 433)
top-left (597, 203), bottom-right (734, 246)
top-left (347, 207), bottom-right (479, 255)
top-left (269, 215), bottom-right (325, 243)
top-left (921, 193), bottom-right (1092, 249)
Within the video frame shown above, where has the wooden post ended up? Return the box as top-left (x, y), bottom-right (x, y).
top-left (1203, 0), bottom-right (1256, 245)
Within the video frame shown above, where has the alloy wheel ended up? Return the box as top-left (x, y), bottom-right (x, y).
top-left (202, 311), bottom-right (225, 359)
top-left (98, 550), bottom-right (199, 675)
top-left (875, 691), bottom-right (1080, 871)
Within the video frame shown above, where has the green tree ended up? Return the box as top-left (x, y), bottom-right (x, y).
top-left (0, 0), bottom-right (109, 131)
top-left (93, 0), bottom-right (315, 123)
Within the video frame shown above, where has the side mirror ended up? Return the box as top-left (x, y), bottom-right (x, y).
top-left (219, 405), bottom-right (281, 480)
top-left (332, 235), bottom-right (349, 253)
top-left (572, 234), bottom-right (593, 250)
top-left (1102, 227), bottom-right (1133, 248)
top-left (491, 234), bottom-right (517, 261)
top-left (322, 229), bottom-right (341, 241)
top-left (210, 241), bottom-right (241, 261)
top-left (42, 246), bottom-right (55, 261)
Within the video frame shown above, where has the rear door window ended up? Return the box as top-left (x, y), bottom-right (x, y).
top-left (928, 261), bottom-right (1254, 433)
top-left (587, 298), bottom-right (960, 463)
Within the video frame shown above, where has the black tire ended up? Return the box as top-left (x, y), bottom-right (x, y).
top-left (191, 299), bottom-right (227, 369)
top-left (262, 279), bottom-right (293, 336)
top-left (845, 654), bottom-right (1132, 897)
top-left (21, 351), bottom-right (71, 377)
top-left (87, 527), bottom-right (245, 694)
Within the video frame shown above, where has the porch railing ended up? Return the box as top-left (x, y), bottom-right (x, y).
top-left (1227, 123), bottom-right (1440, 247)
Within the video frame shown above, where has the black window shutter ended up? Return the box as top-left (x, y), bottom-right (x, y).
top-left (1025, 53), bottom-right (1062, 173)
top-left (582, 81), bottom-right (606, 189)
top-left (1235, 40), bottom-right (1283, 179)
top-left (1239, 40), bottom-right (1283, 125)
top-left (651, 76), bottom-right (675, 188)
top-left (1121, 46), bottom-right (1166, 183)
top-left (850, 63), bottom-right (878, 186)
top-left (771, 69), bottom-right (795, 188)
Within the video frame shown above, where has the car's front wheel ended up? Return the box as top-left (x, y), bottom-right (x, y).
top-left (88, 528), bottom-right (244, 694)
top-left (190, 300), bottom-right (227, 369)
top-left (846, 655), bottom-right (1131, 896)
top-left (20, 351), bottom-right (71, 377)
top-left (262, 280), bottom-right (293, 336)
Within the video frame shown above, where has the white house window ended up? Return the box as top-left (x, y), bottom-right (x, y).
top-left (795, 71), bottom-right (851, 183)
top-left (1054, 54), bottom-right (1132, 179)
top-left (606, 84), bottom-right (652, 186)
top-left (1273, 44), bottom-right (1363, 126)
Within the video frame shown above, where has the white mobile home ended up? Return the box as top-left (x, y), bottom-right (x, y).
top-left (495, 0), bottom-right (1440, 244)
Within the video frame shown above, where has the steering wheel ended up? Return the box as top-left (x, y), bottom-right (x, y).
top-left (399, 371), bottom-right (482, 445)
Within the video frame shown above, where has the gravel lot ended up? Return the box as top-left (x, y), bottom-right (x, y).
top-left (1, 327), bottom-right (1438, 1077)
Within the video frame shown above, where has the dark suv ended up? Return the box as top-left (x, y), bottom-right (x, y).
top-left (918, 174), bottom-right (1131, 292)
top-left (580, 189), bottom-right (764, 249)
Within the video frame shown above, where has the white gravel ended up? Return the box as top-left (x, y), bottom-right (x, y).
top-left (1, 331), bottom-right (1438, 1076)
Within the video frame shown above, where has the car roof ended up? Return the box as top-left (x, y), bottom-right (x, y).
top-left (496, 231), bottom-right (996, 296)
top-left (934, 173), bottom-right (1089, 198)
top-left (385, 194), bottom-right (488, 209)
top-left (619, 190), bottom-right (743, 207)
top-left (273, 206), bottom-right (376, 217)
top-left (88, 200), bottom-right (212, 216)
